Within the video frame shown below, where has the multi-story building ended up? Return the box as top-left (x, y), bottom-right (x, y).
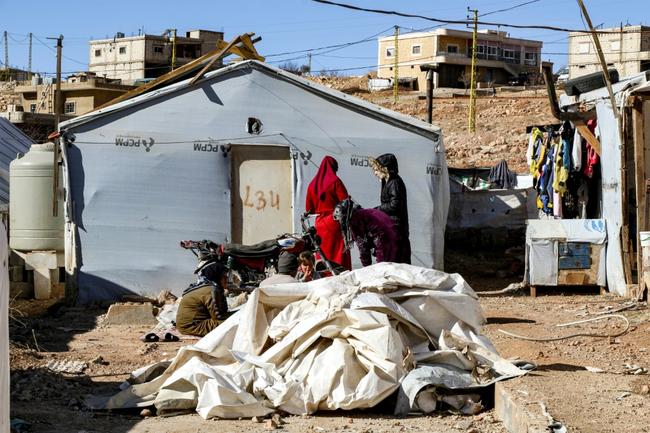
top-left (14, 72), bottom-right (135, 116)
top-left (88, 29), bottom-right (224, 84)
top-left (568, 25), bottom-right (650, 79)
top-left (377, 28), bottom-right (543, 89)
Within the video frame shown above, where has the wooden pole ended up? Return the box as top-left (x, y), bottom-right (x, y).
top-left (426, 69), bottom-right (433, 124)
top-left (468, 8), bottom-right (478, 133)
top-left (633, 98), bottom-right (647, 299)
top-left (576, 0), bottom-right (619, 120)
top-left (393, 25), bottom-right (399, 104)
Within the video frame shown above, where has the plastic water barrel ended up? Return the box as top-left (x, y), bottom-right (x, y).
top-left (9, 142), bottom-right (64, 251)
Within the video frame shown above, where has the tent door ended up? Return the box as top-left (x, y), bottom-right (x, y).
top-left (230, 145), bottom-right (293, 244)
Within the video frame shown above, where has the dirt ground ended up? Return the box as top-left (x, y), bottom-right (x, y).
top-left (9, 283), bottom-right (650, 433)
top-left (482, 292), bottom-right (650, 433)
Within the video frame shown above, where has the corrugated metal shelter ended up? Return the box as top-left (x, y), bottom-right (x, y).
top-left (0, 118), bottom-right (32, 205)
top-left (59, 60), bottom-right (449, 303)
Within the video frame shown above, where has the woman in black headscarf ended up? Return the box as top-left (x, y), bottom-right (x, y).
top-left (371, 153), bottom-right (411, 264)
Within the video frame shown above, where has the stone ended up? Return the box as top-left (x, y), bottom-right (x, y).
top-left (272, 413), bottom-right (285, 425)
top-left (640, 385), bottom-right (650, 394)
top-left (103, 303), bottom-right (157, 326)
top-left (91, 356), bottom-right (109, 365)
top-left (252, 416), bottom-right (262, 423)
top-left (265, 419), bottom-right (278, 430)
top-left (140, 408), bottom-right (152, 417)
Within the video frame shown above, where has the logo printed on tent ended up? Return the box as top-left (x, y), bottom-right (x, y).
top-left (115, 136), bottom-right (155, 152)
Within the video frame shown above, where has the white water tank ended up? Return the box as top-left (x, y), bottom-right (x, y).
top-left (9, 142), bottom-right (64, 251)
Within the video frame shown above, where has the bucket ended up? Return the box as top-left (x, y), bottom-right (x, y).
top-left (640, 231), bottom-right (650, 248)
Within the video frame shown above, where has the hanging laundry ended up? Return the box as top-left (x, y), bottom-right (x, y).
top-left (487, 159), bottom-right (517, 189)
top-left (583, 119), bottom-right (599, 178)
top-left (571, 126), bottom-right (582, 171)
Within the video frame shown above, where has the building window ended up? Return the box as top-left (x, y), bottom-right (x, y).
top-left (611, 40), bottom-right (621, 51)
top-left (385, 47), bottom-right (395, 58)
top-left (94, 49), bottom-right (101, 57)
top-left (29, 103), bottom-right (36, 113)
top-left (476, 45), bottom-right (485, 54)
top-left (524, 52), bottom-right (537, 65)
top-left (447, 44), bottom-right (459, 54)
top-left (411, 44), bottom-right (421, 55)
top-left (503, 49), bottom-right (516, 59)
top-left (64, 101), bottom-right (76, 114)
top-left (119, 46), bottom-right (127, 55)
top-left (578, 42), bottom-right (590, 54)
top-left (153, 45), bottom-right (164, 54)
top-left (487, 46), bottom-right (498, 57)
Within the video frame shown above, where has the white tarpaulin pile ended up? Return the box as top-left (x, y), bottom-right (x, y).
top-left (100, 263), bottom-right (527, 418)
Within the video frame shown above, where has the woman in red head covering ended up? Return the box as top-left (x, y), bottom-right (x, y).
top-left (305, 156), bottom-right (351, 270)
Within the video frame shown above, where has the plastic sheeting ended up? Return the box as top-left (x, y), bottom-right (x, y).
top-left (59, 61), bottom-right (449, 303)
top-left (98, 263), bottom-right (527, 419)
top-left (0, 223), bottom-right (9, 433)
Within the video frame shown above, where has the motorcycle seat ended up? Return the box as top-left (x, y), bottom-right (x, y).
top-left (224, 239), bottom-right (279, 257)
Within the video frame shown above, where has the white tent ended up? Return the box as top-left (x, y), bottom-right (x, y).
top-left (59, 61), bottom-right (449, 303)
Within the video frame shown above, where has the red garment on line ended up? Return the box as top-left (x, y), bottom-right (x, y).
top-left (305, 157), bottom-right (351, 270)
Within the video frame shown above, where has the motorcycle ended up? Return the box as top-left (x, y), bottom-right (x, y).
top-left (180, 214), bottom-right (340, 291)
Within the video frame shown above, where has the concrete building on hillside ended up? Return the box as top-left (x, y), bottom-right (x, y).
top-left (568, 25), bottom-right (650, 79)
top-left (377, 28), bottom-right (543, 90)
top-left (89, 30), bottom-right (224, 84)
top-left (14, 72), bottom-right (135, 116)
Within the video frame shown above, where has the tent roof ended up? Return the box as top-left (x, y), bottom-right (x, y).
top-left (60, 60), bottom-right (441, 140)
top-left (0, 118), bottom-right (32, 205)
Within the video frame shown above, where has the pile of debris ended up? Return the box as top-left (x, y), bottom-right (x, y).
top-left (94, 263), bottom-right (529, 419)
top-left (0, 81), bottom-right (20, 112)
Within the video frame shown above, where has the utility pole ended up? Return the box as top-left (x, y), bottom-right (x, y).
top-left (576, 0), bottom-right (619, 120)
top-left (47, 35), bottom-right (64, 129)
top-left (3, 31), bottom-right (8, 69)
top-left (393, 25), bottom-right (399, 104)
top-left (468, 8), bottom-right (479, 133)
top-left (45, 34), bottom-right (63, 217)
top-left (28, 32), bottom-right (33, 78)
top-left (307, 52), bottom-right (312, 75)
top-left (171, 29), bottom-right (177, 70)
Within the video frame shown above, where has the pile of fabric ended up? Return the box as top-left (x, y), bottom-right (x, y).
top-left (527, 120), bottom-right (600, 219)
top-left (99, 263), bottom-right (528, 418)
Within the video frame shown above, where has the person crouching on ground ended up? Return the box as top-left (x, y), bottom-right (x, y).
top-left (296, 251), bottom-right (320, 282)
top-left (260, 252), bottom-right (299, 287)
top-left (333, 198), bottom-right (399, 267)
top-left (176, 261), bottom-right (229, 337)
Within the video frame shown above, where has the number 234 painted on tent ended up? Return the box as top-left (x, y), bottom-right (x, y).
top-left (242, 185), bottom-right (280, 211)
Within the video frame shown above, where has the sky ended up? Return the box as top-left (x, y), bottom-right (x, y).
top-left (1, 0), bottom-right (649, 77)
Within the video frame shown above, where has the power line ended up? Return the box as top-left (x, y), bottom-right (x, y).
top-left (479, 0), bottom-right (541, 17)
top-left (265, 26), bottom-right (394, 58)
top-left (311, 0), bottom-right (649, 34)
top-left (33, 35), bottom-right (87, 66)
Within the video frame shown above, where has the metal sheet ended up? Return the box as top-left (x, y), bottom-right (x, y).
top-left (61, 63), bottom-right (449, 302)
top-left (597, 101), bottom-right (627, 295)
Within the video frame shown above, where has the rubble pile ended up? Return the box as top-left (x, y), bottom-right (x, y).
top-left (0, 81), bottom-right (20, 112)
